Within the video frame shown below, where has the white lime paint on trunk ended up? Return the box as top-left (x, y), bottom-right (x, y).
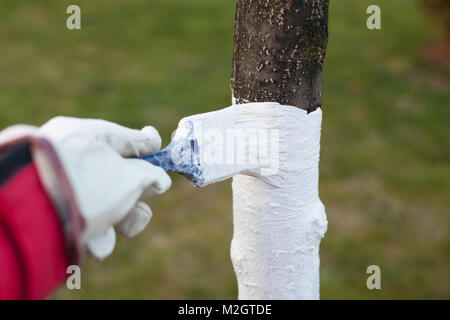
top-left (229, 102), bottom-right (327, 299)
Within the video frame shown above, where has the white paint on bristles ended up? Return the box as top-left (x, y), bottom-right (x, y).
top-left (172, 103), bottom-right (280, 186)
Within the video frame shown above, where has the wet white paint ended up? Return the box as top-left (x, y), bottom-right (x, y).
top-left (228, 102), bottom-right (327, 299)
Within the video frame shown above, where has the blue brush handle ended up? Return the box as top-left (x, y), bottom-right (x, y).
top-left (139, 139), bottom-right (204, 186)
top-left (140, 148), bottom-right (176, 172)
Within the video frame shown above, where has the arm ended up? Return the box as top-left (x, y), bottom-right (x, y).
top-left (0, 143), bottom-right (68, 299)
top-left (0, 119), bottom-right (171, 300)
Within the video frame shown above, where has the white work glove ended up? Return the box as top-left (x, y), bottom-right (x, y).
top-left (0, 117), bottom-right (171, 260)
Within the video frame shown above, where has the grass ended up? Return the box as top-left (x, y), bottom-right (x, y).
top-left (0, 0), bottom-right (448, 299)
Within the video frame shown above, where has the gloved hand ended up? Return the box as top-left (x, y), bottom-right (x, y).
top-left (0, 117), bottom-right (171, 260)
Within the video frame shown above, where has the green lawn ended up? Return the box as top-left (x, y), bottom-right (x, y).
top-left (0, 0), bottom-right (448, 299)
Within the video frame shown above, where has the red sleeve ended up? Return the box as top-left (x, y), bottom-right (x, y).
top-left (0, 163), bottom-right (69, 300)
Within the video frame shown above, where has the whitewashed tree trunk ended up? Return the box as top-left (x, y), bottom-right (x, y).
top-left (230, 0), bottom-right (329, 299)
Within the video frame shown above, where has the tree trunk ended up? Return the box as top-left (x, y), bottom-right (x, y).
top-left (231, 0), bottom-right (329, 112)
top-left (230, 0), bottom-right (329, 299)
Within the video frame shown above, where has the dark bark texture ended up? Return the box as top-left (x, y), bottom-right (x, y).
top-left (231, 0), bottom-right (329, 112)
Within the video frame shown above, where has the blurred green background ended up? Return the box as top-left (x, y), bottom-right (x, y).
top-left (0, 0), bottom-right (448, 299)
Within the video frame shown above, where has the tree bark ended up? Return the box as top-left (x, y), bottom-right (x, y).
top-left (231, 0), bottom-right (329, 112)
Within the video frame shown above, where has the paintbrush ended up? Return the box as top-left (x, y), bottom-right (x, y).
top-left (139, 106), bottom-right (270, 187)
